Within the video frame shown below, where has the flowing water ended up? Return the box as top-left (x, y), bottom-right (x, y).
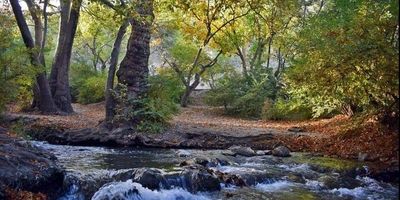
top-left (31, 141), bottom-right (398, 200)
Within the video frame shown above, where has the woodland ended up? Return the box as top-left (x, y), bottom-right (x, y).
top-left (0, 0), bottom-right (398, 199)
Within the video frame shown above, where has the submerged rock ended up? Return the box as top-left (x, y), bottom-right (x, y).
top-left (0, 128), bottom-right (64, 199)
top-left (92, 180), bottom-right (209, 200)
top-left (272, 146), bottom-right (291, 157)
top-left (228, 145), bottom-right (257, 157)
top-left (177, 149), bottom-right (191, 157)
top-left (317, 175), bottom-right (362, 190)
top-left (91, 180), bottom-right (139, 200)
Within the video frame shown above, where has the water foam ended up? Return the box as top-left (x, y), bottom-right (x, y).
top-left (255, 180), bottom-right (294, 192)
top-left (91, 180), bottom-right (210, 200)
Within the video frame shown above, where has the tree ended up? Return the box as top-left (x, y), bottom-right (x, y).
top-left (10, 0), bottom-right (58, 113)
top-left (73, 2), bottom-right (121, 72)
top-left (106, 0), bottom-right (154, 126)
top-left (49, 0), bottom-right (83, 113)
top-left (105, 20), bottom-right (129, 124)
top-left (286, 0), bottom-right (399, 118)
top-left (161, 0), bottom-right (249, 107)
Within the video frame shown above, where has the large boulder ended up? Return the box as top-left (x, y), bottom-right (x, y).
top-left (228, 145), bottom-right (257, 157)
top-left (0, 128), bottom-right (64, 199)
top-left (271, 146), bottom-right (291, 157)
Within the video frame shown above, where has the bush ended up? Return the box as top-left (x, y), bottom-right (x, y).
top-left (77, 73), bottom-right (106, 104)
top-left (134, 73), bottom-right (183, 133)
top-left (262, 98), bottom-right (313, 120)
top-left (70, 64), bottom-right (99, 103)
top-left (205, 69), bottom-right (278, 118)
top-left (112, 71), bottom-right (184, 133)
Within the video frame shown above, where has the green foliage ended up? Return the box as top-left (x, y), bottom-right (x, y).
top-left (70, 64), bottom-right (109, 105)
top-left (77, 73), bottom-right (107, 104)
top-left (262, 98), bottom-right (313, 120)
top-left (112, 71), bottom-right (183, 133)
top-left (132, 97), bottom-right (172, 133)
top-left (113, 84), bottom-right (172, 133)
top-left (0, 12), bottom-right (36, 112)
top-left (149, 69), bottom-right (185, 106)
top-left (205, 68), bottom-right (278, 118)
top-left (286, 0), bottom-right (399, 118)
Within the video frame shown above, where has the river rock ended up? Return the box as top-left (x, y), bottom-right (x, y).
top-left (130, 168), bottom-right (169, 190)
top-left (222, 150), bottom-right (236, 156)
top-left (318, 175), bottom-right (361, 190)
top-left (271, 146), bottom-right (291, 157)
top-left (212, 170), bottom-right (246, 187)
top-left (0, 128), bottom-right (64, 199)
top-left (91, 180), bottom-right (140, 200)
top-left (285, 173), bottom-right (306, 184)
top-left (180, 157), bottom-right (209, 167)
top-left (256, 150), bottom-right (272, 156)
top-left (228, 145), bottom-right (257, 157)
top-left (180, 168), bottom-right (221, 192)
top-left (318, 175), bottom-right (340, 189)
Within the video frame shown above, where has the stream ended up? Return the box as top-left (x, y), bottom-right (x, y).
top-left (31, 141), bottom-right (398, 200)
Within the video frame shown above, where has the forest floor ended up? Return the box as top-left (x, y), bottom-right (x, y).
top-left (4, 102), bottom-right (399, 174)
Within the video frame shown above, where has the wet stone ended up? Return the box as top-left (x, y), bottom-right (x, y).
top-left (228, 145), bottom-right (257, 157)
top-left (272, 146), bottom-right (291, 157)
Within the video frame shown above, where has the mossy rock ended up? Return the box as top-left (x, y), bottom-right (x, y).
top-left (277, 188), bottom-right (319, 200)
top-left (291, 153), bottom-right (363, 174)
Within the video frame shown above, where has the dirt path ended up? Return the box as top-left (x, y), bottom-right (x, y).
top-left (171, 106), bottom-right (326, 138)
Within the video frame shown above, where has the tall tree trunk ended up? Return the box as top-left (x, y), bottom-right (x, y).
top-left (236, 47), bottom-right (248, 76)
top-left (114, 0), bottom-right (154, 126)
top-left (10, 0), bottom-right (58, 113)
top-left (49, 0), bottom-right (82, 113)
top-left (105, 20), bottom-right (129, 124)
top-left (266, 35), bottom-right (273, 69)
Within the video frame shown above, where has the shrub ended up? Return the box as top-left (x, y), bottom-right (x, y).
top-left (262, 98), bottom-right (313, 120)
top-left (112, 71), bottom-right (184, 133)
top-left (77, 73), bottom-right (106, 104)
top-left (205, 69), bottom-right (278, 118)
top-left (70, 64), bottom-right (98, 103)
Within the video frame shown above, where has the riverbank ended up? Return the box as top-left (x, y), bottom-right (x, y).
top-left (2, 103), bottom-right (399, 181)
top-left (0, 127), bottom-right (64, 199)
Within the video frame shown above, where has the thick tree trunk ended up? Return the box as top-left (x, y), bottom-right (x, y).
top-left (114, 0), bottom-right (154, 126)
top-left (10, 0), bottom-right (58, 113)
top-left (105, 20), bottom-right (129, 124)
top-left (49, 0), bottom-right (82, 113)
